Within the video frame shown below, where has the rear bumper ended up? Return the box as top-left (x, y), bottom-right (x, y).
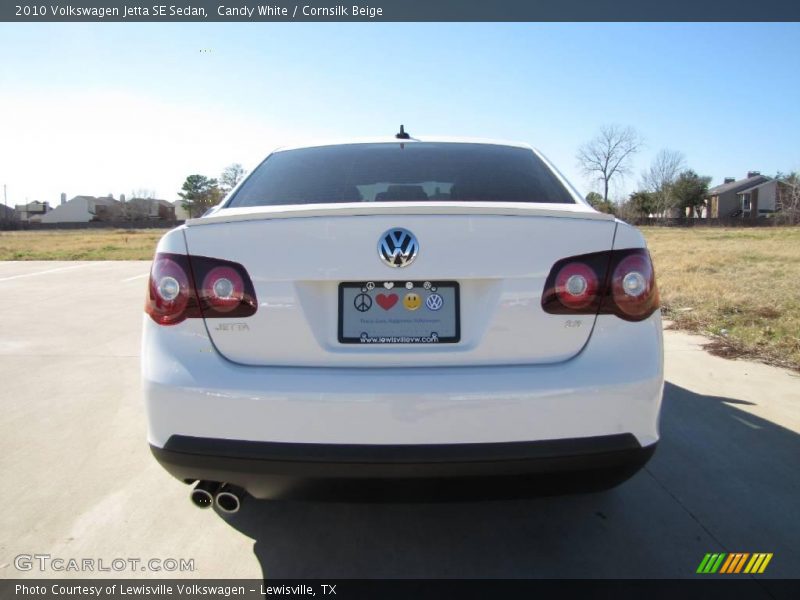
top-left (152, 434), bottom-right (656, 500)
top-left (142, 313), bottom-right (664, 449)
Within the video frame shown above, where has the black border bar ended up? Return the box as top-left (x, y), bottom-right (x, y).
top-left (4, 579), bottom-right (800, 599)
top-left (4, 1), bottom-right (800, 22)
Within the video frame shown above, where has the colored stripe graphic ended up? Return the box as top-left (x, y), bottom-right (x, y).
top-left (719, 554), bottom-right (736, 573)
top-left (697, 553), bottom-right (727, 573)
top-left (696, 554), bottom-right (713, 573)
top-left (720, 553), bottom-right (749, 573)
top-left (745, 554), bottom-right (760, 573)
top-left (744, 553), bottom-right (774, 574)
top-left (701, 552), bottom-right (774, 574)
top-left (759, 554), bottom-right (773, 573)
top-left (710, 554), bottom-right (726, 573)
top-left (734, 553), bottom-right (750, 573)
top-left (719, 554), bottom-right (738, 573)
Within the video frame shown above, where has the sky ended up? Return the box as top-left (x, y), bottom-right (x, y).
top-left (1, 22), bottom-right (799, 206)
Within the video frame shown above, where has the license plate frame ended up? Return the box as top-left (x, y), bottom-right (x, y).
top-left (338, 280), bottom-right (461, 344)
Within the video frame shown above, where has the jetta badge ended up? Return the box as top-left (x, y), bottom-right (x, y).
top-left (378, 228), bottom-right (418, 268)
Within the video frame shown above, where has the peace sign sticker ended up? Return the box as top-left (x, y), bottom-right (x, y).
top-left (353, 293), bottom-right (373, 312)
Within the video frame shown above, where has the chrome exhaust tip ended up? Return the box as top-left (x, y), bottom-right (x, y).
top-left (215, 484), bottom-right (243, 514)
top-left (190, 481), bottom-right (220, 509)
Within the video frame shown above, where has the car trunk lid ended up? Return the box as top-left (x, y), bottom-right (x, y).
top-left (183, 202), bottom-right (616, 367)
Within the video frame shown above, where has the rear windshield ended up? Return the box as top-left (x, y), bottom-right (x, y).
top-left (227, 142), bottom-right (575, 207)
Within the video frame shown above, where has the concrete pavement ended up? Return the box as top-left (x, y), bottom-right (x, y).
top-left (1, 261), bottom-right (797, 579)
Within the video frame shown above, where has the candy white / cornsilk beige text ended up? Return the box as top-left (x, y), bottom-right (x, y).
top-left (219, 5), bottom-right (384, 18)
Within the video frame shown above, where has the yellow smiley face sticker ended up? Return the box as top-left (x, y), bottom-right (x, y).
top-left (403, 292), bottom-right (422, 311)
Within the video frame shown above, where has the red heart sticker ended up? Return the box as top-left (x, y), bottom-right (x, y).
top-left (376, 293), bottom-right (398, 310)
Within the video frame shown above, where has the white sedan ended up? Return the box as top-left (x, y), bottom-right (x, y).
top-left (142, 135), bottom-right (663, 510)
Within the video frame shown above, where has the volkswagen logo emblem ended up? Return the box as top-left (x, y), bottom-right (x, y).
top-left (378, 228), bottom-right (418, 268)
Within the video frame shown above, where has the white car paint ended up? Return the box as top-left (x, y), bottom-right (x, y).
top-left (143, 311), bottom-right (663, 448)
top-left (182, 208), bottom-right (617, 367)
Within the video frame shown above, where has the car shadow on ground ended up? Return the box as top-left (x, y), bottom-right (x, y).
top-left (218, 382), bottom-right (800, 578)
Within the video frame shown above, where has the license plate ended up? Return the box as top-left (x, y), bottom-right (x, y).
top-left (338, 281), bottom-right (460, 344)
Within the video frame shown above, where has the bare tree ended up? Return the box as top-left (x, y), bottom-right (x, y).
top-left (641, 149), bottom-right (686, 218)
top-left (129, 188), bottom-right (157, 200)
top-left (577, 125), bottom-right (643, 202)
top-left (775, 172), bottom-right (800, 225)
top-left (220, 163), bottom-right (247, 195)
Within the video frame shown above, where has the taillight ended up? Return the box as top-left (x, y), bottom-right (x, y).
top-left (145, 253), bottom-right (257, 325)
top-left (542, 248), bottom-right (659, 322)
top-left (554, 262), bottom-right (600, 310)
top-left (146, 255), bottom-right (199, 325)
top-left (200, 266), bottom-right (245, 312)
top-left (609, 251), bottom-right (659, 320)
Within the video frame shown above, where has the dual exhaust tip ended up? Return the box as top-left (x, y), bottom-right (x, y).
top-left (190, 481), bottom-right (243, 514)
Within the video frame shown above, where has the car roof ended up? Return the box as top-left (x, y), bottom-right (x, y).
top-left (272, 136), bottom-right (536, 153)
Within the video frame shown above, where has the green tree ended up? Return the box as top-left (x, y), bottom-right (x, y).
top-left (672, 170), bottom-right (712, 218)
top-left (585, 191), bottom-right (616, 214)
top-left (585, 191), bottom-right (603, 205)
top-left (627, 190), bottom-right (657, 218)
top-left (178, 174), bottom-right (221, 218)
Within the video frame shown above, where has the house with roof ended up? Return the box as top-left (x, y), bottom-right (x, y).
top-left (14, 201), bottom-right (51, 222)
top-left (736, 179), bottom-right (797, 218)
top-left (40, 195), bottom-right (121, 223)
top-left (0, 204), bottom-right (16, 222)
top-left (41, 194), bottom-right (177, 223)
top-left (706, 172), bottom-right (770, 218)
top-left (126, 197), bottom-right (176, 220)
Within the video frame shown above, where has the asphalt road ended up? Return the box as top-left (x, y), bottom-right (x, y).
top-left (1, 261), bottom-right (798, 580)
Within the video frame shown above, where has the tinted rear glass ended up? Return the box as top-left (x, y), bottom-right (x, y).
top-left (228, 143), bottom-right (575, 207)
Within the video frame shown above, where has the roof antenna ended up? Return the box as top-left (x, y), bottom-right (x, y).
top-left (395, 124), bottom-right (410, 140)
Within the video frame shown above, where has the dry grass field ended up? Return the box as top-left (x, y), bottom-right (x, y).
top-left (2, 226), bottom-right (799, 370)
top-left (0, 229), bottom-right (163, 260)
top-left (642, 226), bottom-right (800, 371)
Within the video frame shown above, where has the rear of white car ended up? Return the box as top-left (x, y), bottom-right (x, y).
top-left (142, 138), bottom-right (663, 504)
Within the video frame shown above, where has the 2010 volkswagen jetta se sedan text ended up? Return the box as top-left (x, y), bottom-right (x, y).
top-left (142, 135), bottom-right (664, 510)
